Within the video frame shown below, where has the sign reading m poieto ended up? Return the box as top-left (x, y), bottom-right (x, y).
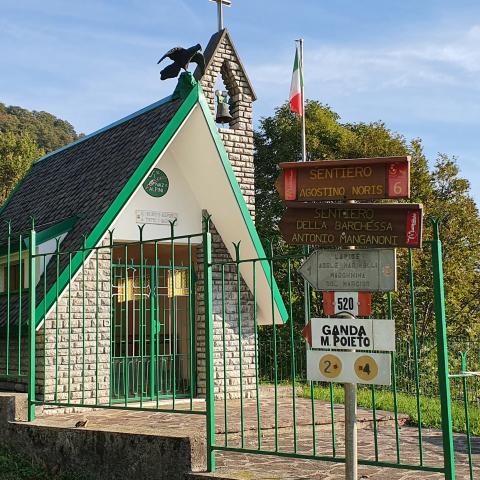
top-left (279, 203), bottom-right (423, 248)
top-left (309, 318), bottom-right (395, 351)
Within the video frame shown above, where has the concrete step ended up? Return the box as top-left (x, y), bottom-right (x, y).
top-left (1, 393), bottom-right (205, 480)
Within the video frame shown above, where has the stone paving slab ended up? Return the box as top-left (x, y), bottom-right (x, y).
top-left (32, 389), bottom-right (479, 479)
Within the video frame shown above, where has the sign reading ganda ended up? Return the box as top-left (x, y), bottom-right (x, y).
top-left (276, 156), bottom-right (410, 202)
top-left (304, 317), bottom-right (396, 351)
top-left (143, 168), bottom-right (169, 197)
top-left (280, 203), bottom-right (423, 248)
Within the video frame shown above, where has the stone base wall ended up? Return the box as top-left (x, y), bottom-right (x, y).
top-left (0, 393), bottom-right (205, 480)
top-left (196, 223), bottom-right (257, 400)
top-left (0, 335), bottom-right (29, 393)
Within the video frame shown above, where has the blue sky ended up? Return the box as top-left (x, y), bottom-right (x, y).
top-left (1, 0), bottom-right (479, 204)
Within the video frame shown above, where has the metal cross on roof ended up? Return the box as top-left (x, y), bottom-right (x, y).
top-left (210, 0), bottom-right (231, 31)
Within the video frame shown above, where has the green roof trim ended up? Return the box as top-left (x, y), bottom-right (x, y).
top-left (0, 217), bottom-right (78, 256)
top-left (197, 89), bottom-right (289, 323)
top-left (27, 216), bottom-right (79, 248)
top-left (35, 87), bottom-right (199, 326)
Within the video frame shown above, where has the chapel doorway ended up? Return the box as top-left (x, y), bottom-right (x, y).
top-left (110, 243), bottom-right (196, 403)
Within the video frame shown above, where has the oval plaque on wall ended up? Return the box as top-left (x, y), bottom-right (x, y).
top-left (143, 168), bottom-right (169, 197)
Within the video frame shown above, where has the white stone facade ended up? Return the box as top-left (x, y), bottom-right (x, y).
top-left (37, 240), bottom-right (111, 410)
top-left (195, 225), bottom-right (257, 400)
top-left (1, 31), bottom-right (259, 405)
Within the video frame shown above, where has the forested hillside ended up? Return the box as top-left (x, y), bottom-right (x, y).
top-left (0, 103), bottom-right (79, 205)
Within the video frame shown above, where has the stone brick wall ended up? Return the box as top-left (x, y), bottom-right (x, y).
top-left (0, 336), bottom-right (29, 392)
top-left (196, 223), bottom-right (257, 400)
top-left (200, 32), bottom-right (255, 217)
top-left (0, 240), bottom-right (111, 409)
top-left (36, 239), bottom-right (111, 410)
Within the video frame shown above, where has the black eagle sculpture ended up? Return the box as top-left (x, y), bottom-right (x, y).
top-left (158, 44), bottom-right (205, 80)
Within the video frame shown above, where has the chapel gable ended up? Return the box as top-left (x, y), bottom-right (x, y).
top-left (197, 29), bottom-right (256, 216)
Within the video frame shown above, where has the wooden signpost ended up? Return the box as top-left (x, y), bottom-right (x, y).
top-left (279, 203), bottom-right (423, 248)
top-left (276, 156), bottom-right (410, 201)
top-left (276, 155), bottom-right (421, 480)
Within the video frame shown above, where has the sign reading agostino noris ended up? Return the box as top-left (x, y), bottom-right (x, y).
top-left (279, 203), bottom-right (423, 248)
top-left (276, 156), bottom-right (410, 202)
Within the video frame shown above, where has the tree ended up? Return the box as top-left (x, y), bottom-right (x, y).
top-left (0, 102), bottom-right (80, 207)
top-left (0, 132), bottom-right (43, 204)
top-left (0, 103), bottom-right (79, 152)
top-left (254, 100), bottom-right (480, 342)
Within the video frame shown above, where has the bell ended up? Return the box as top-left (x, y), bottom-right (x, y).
top-left (215, 101), bottom-right (233, 124)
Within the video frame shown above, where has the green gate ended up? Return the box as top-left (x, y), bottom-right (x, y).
top-left (110, 262), bottom-right (196, 403)
top-left (0, 217), bottom-right (477, 478)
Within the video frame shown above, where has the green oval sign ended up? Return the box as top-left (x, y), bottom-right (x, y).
top-left (143, 169), bottom-right (169, 197)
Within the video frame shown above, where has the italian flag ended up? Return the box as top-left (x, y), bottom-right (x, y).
top-left (289, 44), bottom-right (304, 116)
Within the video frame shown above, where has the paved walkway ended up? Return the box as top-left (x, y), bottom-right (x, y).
top-left (34, 389), bottom-right (479, 479)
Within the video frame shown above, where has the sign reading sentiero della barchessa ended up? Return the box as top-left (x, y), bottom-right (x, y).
top-left (298, 248), bottom-right (397, 292)
top-left (309, 318), bottom-right (395, 351)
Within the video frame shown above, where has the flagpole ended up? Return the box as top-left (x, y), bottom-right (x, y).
top-left (298, 38), bottom-right (307, 162)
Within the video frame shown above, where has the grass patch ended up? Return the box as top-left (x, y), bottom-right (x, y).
top-left (0, 446), bottom-right (90, 480)
top-left (300, 384), bottom-right (480, 436)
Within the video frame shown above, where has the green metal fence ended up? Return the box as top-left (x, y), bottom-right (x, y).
top-left (0, 223), bottom-right (28, 388)
top-left (259, 337), bottom-right (480, 402)
top-left (205, 220), bottom-right (469, 479)
top-left (1, 216), bottom-right (478, 478)
top-left (0, 219), bottom-right (215, 422)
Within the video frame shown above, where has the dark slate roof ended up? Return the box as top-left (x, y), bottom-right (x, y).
top-left (0, 96), bottom-right (183, 327)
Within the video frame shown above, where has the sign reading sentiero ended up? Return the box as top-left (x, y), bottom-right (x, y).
top-left (298, 249), bottom-right (397, 292)
top-left (279, 202), bottom-right (423, 248)
top-left (276, 156), bottom-right (410, 202)
top-left (305, 318), bottom-right (395, 351)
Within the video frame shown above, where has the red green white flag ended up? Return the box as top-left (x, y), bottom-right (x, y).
top-left (290, 44), bottom-right (304, 116)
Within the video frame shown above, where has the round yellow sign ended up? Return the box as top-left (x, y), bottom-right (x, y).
top-left (354, 355), bottom-right (379, 382)
top-left (319, 353), bottom-right (342, 379)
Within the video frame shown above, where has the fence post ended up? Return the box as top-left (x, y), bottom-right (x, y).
top-left (431, 219), bottom-right (455, 480)
top-left (203, 215), bottom-right (216, 472)
top-left (28, 222), bottom-right (36, 421)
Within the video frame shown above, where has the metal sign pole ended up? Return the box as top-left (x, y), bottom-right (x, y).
top-left (344, 196), bottom-right (357, 479)
top-left (345, 382), bottom-right (358, 478)
top-left (335, 310), bottom-right (357, 479)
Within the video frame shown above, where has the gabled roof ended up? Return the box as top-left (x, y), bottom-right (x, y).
top-left (0, 96), bottom-right (182, 248)
top-left (0, 91), bottom-right (191, 328)
top-left (0, 77), bottom-right (287, 327)
top-left (195, 29), bottom-right (257, 101)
